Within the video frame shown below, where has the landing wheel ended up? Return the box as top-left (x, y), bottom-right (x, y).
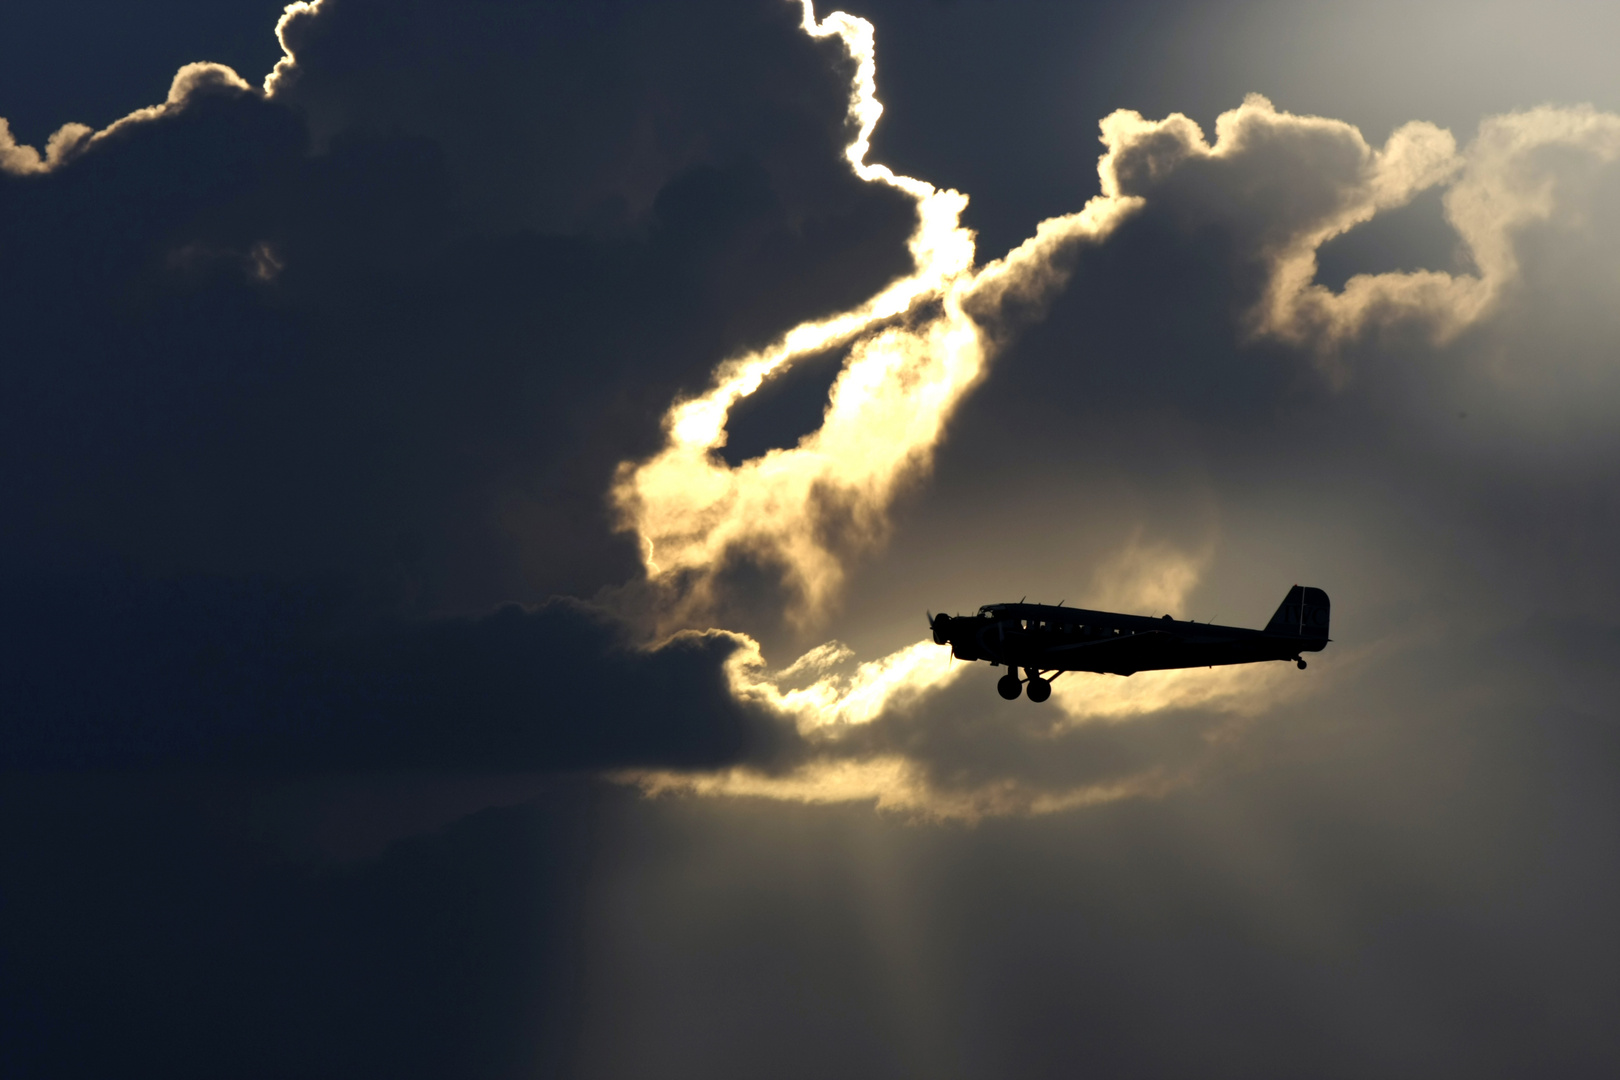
top-left (1296, 658), bottom-right (1307, 670)
top-left (997, 673), bottom-right (1023, 700)
top-left (1026, 677), bottom-right (1052, 703)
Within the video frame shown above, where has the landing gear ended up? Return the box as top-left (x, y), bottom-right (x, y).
top-left (1026, 676), bottom-right (1052, 703)
top-left (997, 673), bottom-right (1023, 700)
top-left (1296, 658), bottom-right (1308, 670)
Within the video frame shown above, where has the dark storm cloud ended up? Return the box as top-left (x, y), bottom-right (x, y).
top-left (0, 9), bottom-right (914, 603)
top-left (266, 0), bottom-right (891, 232)
top-left (1, 5), bottom-right (884, 1074)
top-left (0, 585), bottom-right (775, 772)
top-left (0, 0), bottom-right (912, 774)
top-left (0, 3), bottom-right (287, 147)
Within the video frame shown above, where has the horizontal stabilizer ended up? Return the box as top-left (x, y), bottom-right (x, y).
top-left (1264, 586), bottom-right (1330, 639)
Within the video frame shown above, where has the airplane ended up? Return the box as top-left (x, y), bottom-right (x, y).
top-left (928, 585), bottom-right (1330, 702)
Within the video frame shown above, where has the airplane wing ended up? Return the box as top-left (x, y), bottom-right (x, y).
top-left (1042, 631), bottom-right (1178, 674)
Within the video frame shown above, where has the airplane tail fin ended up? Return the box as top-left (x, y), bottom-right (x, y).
top-left (1263, 586), bottom-right (1330, 639)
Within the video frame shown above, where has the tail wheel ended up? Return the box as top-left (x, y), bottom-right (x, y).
top-left (1026, 677), bottom-right (1052, 703)
top-left (996, 673), bottom-right (1023, 700)
top-left (1296, 658), bottom-right (1307, 670)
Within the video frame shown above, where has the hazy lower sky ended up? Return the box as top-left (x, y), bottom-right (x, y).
top-left (3, 2), bottom-right (1618, 1077)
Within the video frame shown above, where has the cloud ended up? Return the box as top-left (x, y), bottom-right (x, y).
top-left (0, 117), bottom-right (78, 174)
top-left (0, 583), bottom-right (780, 772)
top-left (8, 0), bottom-right (1620, 826)
top-left (605, 13), bottom-right (1620, 823)
top-left (7, 3), bottom-right (1620, 1074)
top-left (0, 61), bottom-right (251, 175)
top-left (598, 11), bottom-right (1325, 819)
top-left (611, 3), bottom-right (1144, 633)
top-left (0, 1), bottom-right (927, 781)
top-left (1096, 93), bottom-right (1620, 357)
top-left (263, 0), bottom-right (325, 97)
top-left (258, 0), bottom-right (903, 236)
top-left (4, 1), bottom-right (1223, 816)
top-left (623, 535), bottom-right (1327, 821)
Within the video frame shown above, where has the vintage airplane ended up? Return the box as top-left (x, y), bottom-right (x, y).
top-left (928, 585), bottom-right (1330, 701)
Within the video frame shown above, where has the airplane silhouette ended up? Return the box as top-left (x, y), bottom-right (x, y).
top-left (929, 585), bottom-right (1330, 701)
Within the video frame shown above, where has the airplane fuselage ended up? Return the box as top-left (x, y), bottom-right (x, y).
top-left (938, 603), bottom-right (1326, 675)
top-left (930, 587), bottom-right (1331, 700)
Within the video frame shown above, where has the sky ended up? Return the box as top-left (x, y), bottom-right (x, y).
top-left (3, 1), bottom-right (1619, 1076)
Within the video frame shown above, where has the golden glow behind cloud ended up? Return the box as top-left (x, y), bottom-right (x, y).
top-left (263, 1), bottom-right (326, 97)
top-left (609, 11), bottom-right (1336, 817)
top-left (611, 3), bottom-right (1144, 632)
top-left (0, 0), bottom-right (323, 176)
top-left (726, 636), bottom-right (966, 734)
top-left (626, 526), bottom-right (1335, 820)
top-left (0, 63), bottom-right (251, 176)
top-left (612, 5), bottom-right (1620, 818)
top-left (1097, 94), bottom-right (1620, 355)
top-left (609, 5), bottom-right (1620, 819)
